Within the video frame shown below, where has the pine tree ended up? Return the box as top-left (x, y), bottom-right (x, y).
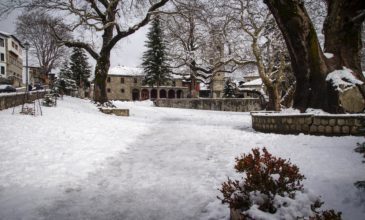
top-left (69, 47), bottom-right (91, 89)
top-left (142, 16), bottom-right (171, 88)
top-left (55, 60), bottom-right (77, 95)
top-left (223, 79), bottom-right (236, 98)
top-left (59, 60), bottom-right (72, 80)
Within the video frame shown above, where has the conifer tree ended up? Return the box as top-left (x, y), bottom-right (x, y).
top-left (223, 79), bottom-right (236, 98)
top-left (69, 47), bottom-right (91, 88)
top-left (55, 60), bottom-right (77, 94)
top-left (142, 16), bottom-right (171, 89)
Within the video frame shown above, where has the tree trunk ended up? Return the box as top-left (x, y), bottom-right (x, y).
top-left (324, 0), bottom-right (365, 80)
top-left (93, 53), bottom-right (110, 104)
top-left (264, 0), bottom-right (331, 112)
top-left (266, 85), bottom-right (281, 111)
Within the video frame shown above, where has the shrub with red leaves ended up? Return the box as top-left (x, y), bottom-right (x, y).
top-left (218, 148), bottom-right (342, 219)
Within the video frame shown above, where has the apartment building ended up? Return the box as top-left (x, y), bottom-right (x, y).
top-left (0, 31), bottom-right (24, 87)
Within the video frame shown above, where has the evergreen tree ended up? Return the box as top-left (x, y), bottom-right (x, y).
top-left (142, 16), bottom-right (171, 88)
top-left (69, 47), bottom-right (91, 88)
top-left (55, 60), bottom-right (77, 95)
top-left (223, 79), bottom-right (236, 98)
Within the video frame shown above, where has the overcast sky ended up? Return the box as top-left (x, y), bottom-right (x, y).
top-left (0, 10), bottom-right (149, 70)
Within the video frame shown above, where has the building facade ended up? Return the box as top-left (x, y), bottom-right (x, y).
top-left (0, 31), bottom-right (24, 87)
top-left (29, 66), bottom-right (49, 86)
top-left (107, 66), bottom-right (189, 101)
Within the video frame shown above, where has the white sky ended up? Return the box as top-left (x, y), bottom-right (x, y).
top-left (0, 10), bottom-right (149, 70)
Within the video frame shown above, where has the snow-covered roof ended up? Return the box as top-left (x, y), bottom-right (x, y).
top-left (243, 78), bottom-right (262, 86)
top-left (108, 66), bottom-right (144, 76)
top-left (0, 31), bottom-right (12, 36)
top-left (0, 31), bottom-right (23, 47)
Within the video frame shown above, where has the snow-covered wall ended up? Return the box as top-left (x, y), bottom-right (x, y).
top-left (154, 98), bottom-right (263, 112)
top-left (251, 113), bottom-right (365, 136)
top-left (0, 91), bottom-right (46, 110)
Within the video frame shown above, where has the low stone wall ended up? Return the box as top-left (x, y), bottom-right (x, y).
top-left (0, 91), bottom-right (47, 110)
top-left (99, 108), bottom-right (129, 116)
top-left (154, 98), bottom-right (263, 112)
top-left (251, 113), bottom-right (365, 136)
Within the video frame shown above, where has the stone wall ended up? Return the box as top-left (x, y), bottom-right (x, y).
top-left (154, 98), bottom-right (263, 112)
top-left (0, 91), bottom-right (47, 110)
top-left (251, 113), bottom-right (365, 136)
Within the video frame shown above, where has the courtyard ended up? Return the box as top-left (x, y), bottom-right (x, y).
top-left (0, 97), bottom-right (364, 219)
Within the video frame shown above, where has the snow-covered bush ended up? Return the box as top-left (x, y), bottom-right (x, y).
top-left (219, 148), bottom-right (342, 220)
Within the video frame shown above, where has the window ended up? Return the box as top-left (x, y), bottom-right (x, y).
top-left (0, 53), bottom-right (4, 61)
top-left (107, 77), bottom-right (111, 83)
top-left (121, 89), bottom-right (125, 93)
top-left (134, 78), bottom-right (137, 83)
top-left (1, 66), bottom-right (4, 75)
top-left (0, 38), bottom-right (4, 47)
top-left (107, 88), bottom-right (111, 93)
top-left (120, 77), bottom-right (124, 84)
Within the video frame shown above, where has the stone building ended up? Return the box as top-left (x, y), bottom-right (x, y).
top-left (0, 31), bottom-right (24, 87)
top-left (29, 66), bottom-right (49, 86)
top-left (106, 66), bottom-right (189, 101)
top-left (207, 27), bottom-right (225, 98)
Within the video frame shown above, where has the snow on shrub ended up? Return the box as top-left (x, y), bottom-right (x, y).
top-left (218, 148), bottom-right (342, 220)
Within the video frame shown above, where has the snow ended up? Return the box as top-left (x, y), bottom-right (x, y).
top-left (326, 67), bottom-right (363, 91)
top-left (0, 97), bottom-right (364, 219)
top-left (245, 190), bottom-right (320, 220)
top-left (108, 65), bottom-right (144, 76)
top-left (243, 78), bottom-right (263, 86)
top-left (324, 53), bottom-right (334, 59)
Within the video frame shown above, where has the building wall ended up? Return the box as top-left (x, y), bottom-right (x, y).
top-left (251, 113), bottom-right (365, 136)
top-left (154, 98), bottom-right (263, 112)
top-left (106, 75), bottom-right (144, 100)
top-left (29, 67), bottom-right (48, 85)
top-left (0, 36), bottom-right (6, 78)
top-left (0, 34), bottom-right (23, 87)
top-left (7, 37), bottom-right (22, 57)
top-left (211, 72), bottom-right (225, 98)
top-left (106, 75), bottom-right (189, 101)
top-left (7, 52), bottom-right (23, 86)
top-left (0, 91), bottom-right (46, 110)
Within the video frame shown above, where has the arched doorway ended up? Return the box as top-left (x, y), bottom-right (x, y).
top-left (132, 89), bottom-right (140, 101)
top-left (177, 90), bottom-right (183, 98)
top-left (168, 90), bottom-right (175, 99)
top-left (141, 89), bottom-right (149, 100)
top-left (160, 89), bottom-right (167, 99)
top-left (151, 89), bottom-right (158, 99)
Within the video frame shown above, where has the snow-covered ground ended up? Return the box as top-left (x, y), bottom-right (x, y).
top-left (0, 97), bottom-right (364, 220)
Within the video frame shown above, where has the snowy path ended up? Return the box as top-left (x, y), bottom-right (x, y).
top-left (0, 97), bottom-right (365, 220)
top-left (34, 107), bottom-right (246, 220)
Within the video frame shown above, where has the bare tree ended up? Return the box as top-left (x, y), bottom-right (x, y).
top-left (164, 0), bottom-right (254, 97)
top-left (221, 0), bottom-right (293, 111)
top-left (16, 11), bottom-right (69, 77)
top-left (1, 0), bottom-right (170, 104)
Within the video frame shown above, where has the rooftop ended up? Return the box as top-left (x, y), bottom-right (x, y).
top-left (108, 66), bottom-right (144, 76)
top-left (242, 78), bottom-right (262, 86)
top-left (0, 31), bottom-right (24, 48)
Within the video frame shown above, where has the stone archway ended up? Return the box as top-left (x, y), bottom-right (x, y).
top-left (151, 89), bottom-right (158, 99)
top-left (168, 90), bottom-right (175, 99)
top-left (160, 89), bottom-right (167, 99)
top-left (177, 90), bottom-right (183, 99)
top-left (141, 89), bottom-right (149, 100)
top-left (132, 89), bottom-right (140, 101)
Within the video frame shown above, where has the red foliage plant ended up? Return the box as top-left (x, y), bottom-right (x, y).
top-left (219, 147), bottom-right (305, 213)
